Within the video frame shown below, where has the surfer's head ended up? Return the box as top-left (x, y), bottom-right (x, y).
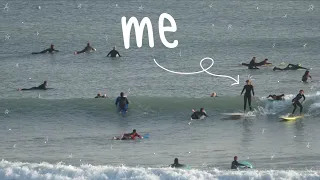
top-left (234, 156), bottom-right (238, 160)
top-left (87, 42), bottom-right (90, 46)
top-left (44, 81), bottom-right (47, 85)
top-left (50, 44), bottom-right (54, 48)
top-left (113, 46), bottom-right (116, 50)
top-left (211, 92), bottom-right (217, 97)
top-left (264, 58), bottom-right (268, 62)
top-left (246, 80), bottom-right (251, 85)
top-left (200, 108), bottom-right (204, 112)
top-left (299, 90), bottom-right (304, 94)
top-left (252, 57), bottom-right (256, 61)
top-left (97, 93), bottom-right (101, 96)
top-left (174, 158), bottom-right (179, 164)
top-left (120, 92), bottom-right (124, 97)
top-left (133, 129), bottom-right (136, 133)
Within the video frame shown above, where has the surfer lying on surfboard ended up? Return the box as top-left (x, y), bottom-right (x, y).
top-left (119, 129), bottom-right (142, 140)
top-left (32, 44), bottom-right (59, 54)
top-left (74, 42), bottom-right (96, 54)
top-left (267, 94), bottom-right (284, 100)
top-left (18, 81), bottom-right (48, 91)
top-left (291, 90), bottom-right (305, 116)
top-left (242, 57), bottom-right (272, 69)
top-left (191, 108), bottom-right (208, 119)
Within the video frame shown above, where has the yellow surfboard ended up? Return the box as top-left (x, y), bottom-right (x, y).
top-left (280, 115), bottom-right (303, 121)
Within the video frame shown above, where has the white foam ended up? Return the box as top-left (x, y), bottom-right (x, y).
top-left (1, 160), bottom-right (320, 180)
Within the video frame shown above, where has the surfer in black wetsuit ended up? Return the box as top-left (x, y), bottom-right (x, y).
top-left (19, 81), bottom-right (48, 91)
top-left (302, 70), bottom-right (312, 82)
top-left (240, 80), bottom-right (254, 112)
top-left (248, 57), bottom-right (259, 69)
top-left (291, 90), bottom-right (305, 116)
top-left (231, 156), bottom-right (247, 169)
top-left (273, 64), bottom-right (308, 71)
top-left (95, 93), bottom-right (107, 98)
top-left (256, 58), bottom-right (272, 66)
top-left (170, 158), bottom-right (185, 168)
top-left (32, 44), bottom-right (59, 54)
top-left (191, 108), bottom-right (208, 119)
top-left (267, 94), bottom-right (285, 100)
top-left (75, 43), bottom-right (96, 54)
top-left (115, 92), bottom-right (129, 112)
top-left (106, 47), bottom-right (121, 57)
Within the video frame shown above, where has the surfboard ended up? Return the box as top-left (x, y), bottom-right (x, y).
top-left (112, 133), bottom-right (149, 140)
top-left (18, 88), bottom-right (54, 91)
top-left (238, 161), bottom-right (253, 169)
top-left (280, 115), bottom-right (303, 121)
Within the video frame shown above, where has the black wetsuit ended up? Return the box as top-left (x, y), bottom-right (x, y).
top-left (248, 60), bottom-right (259, 69)
top-left (115, 96), bottom-right (129, 109)
top-left (32, 48), bottom-right (59, 54)
top-left (302, 74), bottom-right (311, 82)
top-left (107, 50), bottom-right (121, 57)
top-left (191, 111), bottom-right (208, 119)
top-left (76, 46), bottom-right (95, 54)
top-left (21, 83), bottom-right (47, 91)
top-left (170, 163), bottom-right (184, 168)
top-left (231, 160), bottom-right (245, 169)
top-left (292, 93), bottom-right (305, 114)
top-left (241, 85), bottom-right (254, 111)
top-left (273, 64), bottom-right (308, 71)
top-left (267, 94), bottom-right (284, 100)
top-left (255, 61), bottom-right (271, 66)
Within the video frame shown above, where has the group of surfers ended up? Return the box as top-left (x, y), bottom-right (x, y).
top-left (32, 43), bottom-right (121, 57)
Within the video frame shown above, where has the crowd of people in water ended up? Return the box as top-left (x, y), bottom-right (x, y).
top-left (18, 45), bottom-right (313, 169)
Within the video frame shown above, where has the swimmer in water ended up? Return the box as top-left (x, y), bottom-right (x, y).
top-left (19, 81), bottom-right (48, 91)
top-left (75, 43), bottom-right (96, 54)
top-left (106, 47), bottom-right (121, 57)
top-left (267, 94), bottom-right (285, 100)
top-left (32, 44), bottom-right (59, 54)
top-left (95, 93), bottom-right (108, 98)
top-left (273, 64), bottom-right (308, 71)
top-left (115, 92), bottom-right (129, 112)
top-left (302, 70), bottom-right (312, 82)
top-left (248, 57), bottom-right (259, 69)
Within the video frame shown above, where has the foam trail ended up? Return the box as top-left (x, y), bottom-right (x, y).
top-left (1, 160), bottom-right (320, 180)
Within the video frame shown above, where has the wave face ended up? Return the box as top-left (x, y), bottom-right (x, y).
top-left (1, 92), bottom-right (320, 114)
top-left (1, 160), bottom-right (320, 180)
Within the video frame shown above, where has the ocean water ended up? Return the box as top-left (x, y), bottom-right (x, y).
top-left (1, 0), bottom-right (320, 179)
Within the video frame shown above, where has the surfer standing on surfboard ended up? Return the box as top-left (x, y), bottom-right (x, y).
top-left (291, 90), bottom-right (305, 116)
top-left (240, 80), bottom-right (254, 112)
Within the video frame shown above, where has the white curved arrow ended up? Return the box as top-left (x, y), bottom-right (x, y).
top-left (153, 57), bottom-right (240, 86)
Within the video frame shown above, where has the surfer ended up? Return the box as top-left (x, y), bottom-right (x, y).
top-left (106, 47), bottom-right (121, 57)
top-left (240, 80), bottom-right (254, 112)
top-left (115, 92), bottom-right (129, 112)
top-left (95, 93), bottom-right (107, 98)
top-left (302, 70), bottom-right (312, 82)
top-left (75, 43), bottom-right (96, 54)
top-left (267, 94), bottom-right (285, 100)
top-left (291, 90), bottom-right (305, 116)
top-left (121, 129), bottom-right (142, 140)
top-left (191, 108), bottom-right (208, 119)
top-left (32, 44), bottom-right (59, 54)
top-left (256, 58), bottom-right (272, 66)
top-left (210, 92), bottom-right (218, 97)
top-left (248, 57), bottom-right (259, 69)
top-left (19, 81), bottom-right (48, 91)
top-left (273, 64), bottom-right (308, 71)
top-left (170, 158), bottom-right (185, 168)
top-left (231, 156), bottom-right (248, 169)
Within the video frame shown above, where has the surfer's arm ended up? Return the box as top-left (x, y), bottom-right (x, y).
top-left (126, 98), bottom-right (129, 104)
top-left (115, 97), bottom-right (119, 106)
top-left (302, 95), bottom-right (305, 102)
top-left (106, 51), bottom-right (111, 57)
top-left (240, 86), bottom-right (245, 95)
top-left (117, 52), bottom-right (121, 57)
top-left (251, 86), bottom-right (255, 96)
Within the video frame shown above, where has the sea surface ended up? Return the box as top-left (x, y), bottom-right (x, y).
top-left (1, 0), bottom-right (320, 179)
